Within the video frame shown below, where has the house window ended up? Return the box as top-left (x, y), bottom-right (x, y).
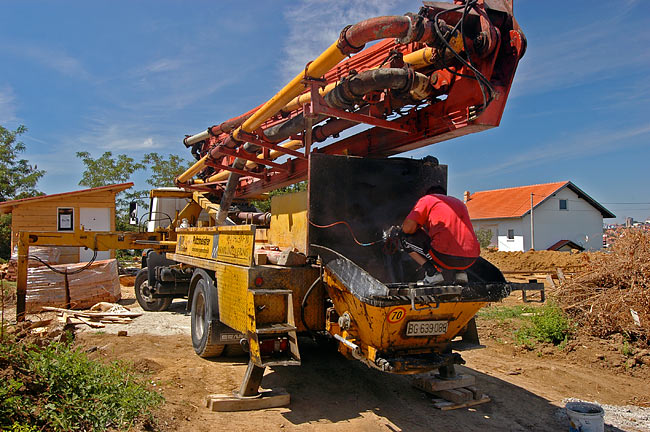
top-left (507, 229), bottom-right (514, 240)
top-left (57, 208), bottom-right (74, 231)
top-left (559, 199), bottom-right (568, 210)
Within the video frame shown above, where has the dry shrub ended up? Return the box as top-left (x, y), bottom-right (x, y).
top-left (554, 230), bottom-right (650, 347)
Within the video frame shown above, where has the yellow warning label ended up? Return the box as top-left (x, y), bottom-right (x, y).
top-left (175, 234), bottom-right (217, 259)
top-left (217, 231), bottom-right (255, 266)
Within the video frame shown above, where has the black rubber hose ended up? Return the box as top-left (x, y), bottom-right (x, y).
top-left (217, 68), bottom-right (420, 221)
top-left (263, 67), bottom-right (414, 143)
top-left (301, 276), bottom-right (322, 340)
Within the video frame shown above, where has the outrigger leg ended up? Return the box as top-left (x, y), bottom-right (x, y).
top-left (206, 360), bottom-right (290, 412)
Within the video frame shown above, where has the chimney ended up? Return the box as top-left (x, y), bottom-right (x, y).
top-left (464, 190), bottom-right (471, 203)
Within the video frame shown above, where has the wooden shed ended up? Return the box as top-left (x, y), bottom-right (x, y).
top-left (0, 182), bottom-right (133, 263)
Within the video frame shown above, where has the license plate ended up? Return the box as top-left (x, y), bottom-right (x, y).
top-left (406, 320), bottom-right (448, 337)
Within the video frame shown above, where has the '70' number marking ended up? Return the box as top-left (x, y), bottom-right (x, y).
top-left (387, 307), bottom-right (406, 323)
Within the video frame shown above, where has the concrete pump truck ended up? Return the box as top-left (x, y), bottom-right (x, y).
top-left (16, 0), bottom-right (535, 409)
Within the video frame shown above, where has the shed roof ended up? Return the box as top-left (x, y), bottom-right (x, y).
top-left (0, 182), bottom-right (133, 213)
top-left (466, 181), bottom-right (615, 220)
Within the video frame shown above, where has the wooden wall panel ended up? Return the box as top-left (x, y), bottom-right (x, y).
top-left (8, 190), bottom-right (119, 263)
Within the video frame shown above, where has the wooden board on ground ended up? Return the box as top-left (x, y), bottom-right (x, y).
top-left (432, 395), bottom-right (491, 410)
top-left (412, 373), bottom-right (475, 392)
top-left (206, 389), bottom-right (290, 412)
top-left (412, 373), bottom-right (490, 410)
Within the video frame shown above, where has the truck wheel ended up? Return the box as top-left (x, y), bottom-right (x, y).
top-left (191, 274), bottom-right (226, 358)
top-left (134, 268), bottom-right (173, 312)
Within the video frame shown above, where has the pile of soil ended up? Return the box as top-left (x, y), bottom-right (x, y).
top-left (481, 249), bottom-right (593, 272)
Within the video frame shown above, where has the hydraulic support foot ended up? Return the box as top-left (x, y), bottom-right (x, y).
top-left (206, 360), bottom-right (290, 411)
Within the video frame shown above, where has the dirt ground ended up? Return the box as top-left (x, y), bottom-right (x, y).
top-left (67, 279), bottom-right (650, 432)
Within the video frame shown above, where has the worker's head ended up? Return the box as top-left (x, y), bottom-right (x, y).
top-left (425, 185), bottom-right (447, 195)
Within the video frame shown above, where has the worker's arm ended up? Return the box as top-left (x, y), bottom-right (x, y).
top-left (402, 218), bottom-right (419, 234)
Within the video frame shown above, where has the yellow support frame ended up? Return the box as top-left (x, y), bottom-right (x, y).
top-left (14, 229), bottom-right (171, 321)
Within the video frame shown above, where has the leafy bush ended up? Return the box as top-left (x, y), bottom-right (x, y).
top-left (475, 228), bottom-right (493, 248)
top-left (0, 336), bottom-right (163, 431)
top-left (515, 303), bottom-right (573, 346)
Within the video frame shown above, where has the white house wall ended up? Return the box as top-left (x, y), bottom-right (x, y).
top-left (472, 219), bottom-right (524, 252)
top-left (522, 187), bottom-right (603, 251)
top-left (471, 187), bottom-right (604, 252)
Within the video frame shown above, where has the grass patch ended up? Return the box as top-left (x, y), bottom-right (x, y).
top-left (479, 303), bottom-right (573, 348)
top-left (1, 279), bottom-right (17, 304)
top-left (0, 335), bottom-right (163, 431)
top-left (515, 303), bottom-right (573, 347)
top-left (478, 304), bottom-right (534, 321)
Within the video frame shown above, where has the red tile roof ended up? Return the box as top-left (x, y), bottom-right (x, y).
top-left (547, 239), bottom-right (584, 251)
top-left (466, 181), bottom-right (615, 220)
top-left (0, 182), bottom-right (133, 213)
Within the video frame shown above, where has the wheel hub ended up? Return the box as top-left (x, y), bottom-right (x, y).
top-left (140, 280), bottom-right (155, 302)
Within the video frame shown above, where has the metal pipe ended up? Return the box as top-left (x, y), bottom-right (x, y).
top-left (176, 154), bottom-right (209, 184)
top-left (179, 14), bottom-right (432, 187)
top-left (206, 140), bottom-right (303, 183)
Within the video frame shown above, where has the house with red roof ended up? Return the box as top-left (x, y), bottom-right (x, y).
top-left (465, 181), bottom-right (615, 252)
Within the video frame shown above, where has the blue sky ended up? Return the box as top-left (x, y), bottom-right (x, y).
top-left (1, 1), bottom-right (648, 223)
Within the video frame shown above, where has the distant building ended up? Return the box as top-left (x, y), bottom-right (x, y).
top-left (465, 181), bottom-right (615, 252)
top-left (0, 183), bottom-right (132, 262)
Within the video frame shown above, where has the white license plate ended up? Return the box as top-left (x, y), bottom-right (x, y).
top-left (406, 320), bottom-right (448, 337)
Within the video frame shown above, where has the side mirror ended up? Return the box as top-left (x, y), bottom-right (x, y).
top-left (129, 202), bottom-right (138, 225)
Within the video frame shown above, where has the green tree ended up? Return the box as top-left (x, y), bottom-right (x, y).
top-left (0, 125), bottom-right (45, 201)
top-left (252, 181), bottom-right (307, 212)
top-left (76, 151), bottom-right (146, 230)
top-left (0, 125), bottom-right (45, 259)
top-left (142, 152), bottom-right (193, 187)
top-left (475, 228), bottom-right (493, 249)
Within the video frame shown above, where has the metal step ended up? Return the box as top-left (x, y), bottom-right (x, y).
top-left (250, 288), bottom-right (293, 296)
top-left (256, 323), bottom-right (297, 334)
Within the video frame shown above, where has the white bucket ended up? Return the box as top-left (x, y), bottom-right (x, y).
top-left (565, 401), bottom-right (604, 432)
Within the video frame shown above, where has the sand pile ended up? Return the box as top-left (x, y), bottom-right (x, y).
top-left (481, 249), bottom-right (592, 272)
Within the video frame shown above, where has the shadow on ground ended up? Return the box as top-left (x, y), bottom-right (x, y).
top-left (259, 339), bottom-right (625, 432)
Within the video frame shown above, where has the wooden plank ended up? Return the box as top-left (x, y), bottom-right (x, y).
top-left (413, 374), bottom-right (475, 393)
top-left (432, 388), bottom-right (472, 404)
top-left (433, 395), bottom-right (491, 411)
top-left (556, 267), bottom-right (566, 282)
top-left (206, 389), bottom-right (290, 412)
top-left (76, 316), bottom-right (105, 328)
top-left (545, 274), bottom-right (556, 289)
top-left (42, 306), bottom-right (142, 318)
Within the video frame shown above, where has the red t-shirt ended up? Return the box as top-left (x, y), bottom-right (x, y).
top-left (406, 194), bottom-right (480, 258)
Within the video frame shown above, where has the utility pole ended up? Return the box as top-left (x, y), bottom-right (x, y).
top-left (530, 193), bottom-right (535, 250)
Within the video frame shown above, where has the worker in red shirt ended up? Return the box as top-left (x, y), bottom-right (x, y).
top-left (399, 185), bottom-right (480, 285)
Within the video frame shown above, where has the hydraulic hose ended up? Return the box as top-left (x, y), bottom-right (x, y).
top-left (178, 12), bottom-right (446, 187)
top-left (263, 68), bottom-right (428, 144)
top-left (214, 68), bottom-right (431, 223)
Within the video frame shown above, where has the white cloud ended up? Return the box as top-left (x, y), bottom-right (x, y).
top-left (511, 3), bottom-right (650, 98)
top-left (457, 123), bottom-right (650, 179)
top-left (0, 85), bottom-right (17, 123)
top-left (280, 1), bottom-right (418, 82)
top-left (2, 42), bottom-right (92, 80)
top-left (76, 121), bottom-right (160, 152)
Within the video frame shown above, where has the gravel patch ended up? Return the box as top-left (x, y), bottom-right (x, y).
top-left (556, 398), bottom-right (650, 432)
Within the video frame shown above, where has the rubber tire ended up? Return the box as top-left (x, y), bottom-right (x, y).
top-left (134, 268), bottom-right (173, 312)
top-left (224, 343), bottom-right (246, 357)
top-left (190, 274), bottom-right (226, 358)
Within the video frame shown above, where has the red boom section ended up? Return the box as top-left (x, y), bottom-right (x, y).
top-left (180, 0), bottom-right (526, 200)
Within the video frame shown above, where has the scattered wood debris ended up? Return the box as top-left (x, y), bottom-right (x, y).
top-left (554, 230), bottom-right (649, 347)
top-left (44, 302), bottom-right (142, 328)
